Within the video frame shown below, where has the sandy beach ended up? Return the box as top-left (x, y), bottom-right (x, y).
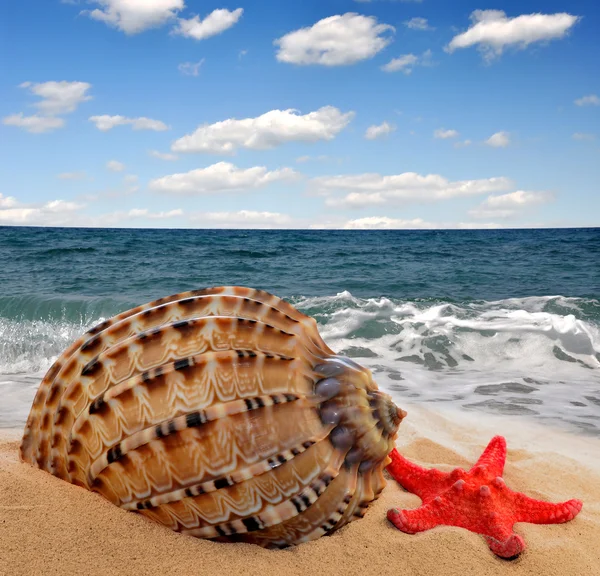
top-left (1, 404), bottom-right (598, 576)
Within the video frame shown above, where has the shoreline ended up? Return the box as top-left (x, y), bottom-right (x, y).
top-left (1, 404), bottom-right (599, 576)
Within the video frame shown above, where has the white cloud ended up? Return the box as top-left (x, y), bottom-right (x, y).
top-left (3, 81), bottom-right (92, 133)
top-left (2, 113), bottom-right (65, 134)
top-left (275, 13), bottom-right (394, 66)
top-left (107, 160), bottom-right (125, 172)
top-left (574, 94), bottom-right (600, 107)
top-left (447, 10), bottom-right (579, 61)
top-left (405, 17), bottom-right (432, 31)
top-left (178, 59), bottom-right (205, 76)
top-left (454, 139), bottom-right (472, 148)
top-left (313, 172), bottom-right (513, 209)
top-left (172, 106), bottom-right (354, 154)
top-left (149, 162), bottom-right (298, 195)
top-left (0, 194), bottom-right (18, 208)
top-left (434, 128), bottom-right (459, 139)
top-left (58, 171), bottom-right (87, 180)
top-left (149, 150), bottom-right (178, 161)
top-left (345, 217), bottom-right (435, 229)
top-left (0, 197), bottom-right (83, 226)
top-left (85, 0), bottom-right (184, 34)
top-left (295, 155), bottom-right (336, 164)
top-left (365, 121), bottom-right (395, 140)
top-left (128, 208), bottom-right (183, 219)
top-left (174, 8), bottom-right (243, 40)
top-left (89, 114), bottom-right (168, 131)
top-left (192, 210), bottom-right (292, 228)
top-left (572, 132), bottom-right (596, 141)
top-left (381, 49), bottom-right (432, 74)
top-left (485, 131), bottom-right (511, 147)
top-left (470, 190), bottom-right (552, 219)
top-left (341, 217), bottom-right (504, 230)
top-left (19, 81), bottom-right (92, 115)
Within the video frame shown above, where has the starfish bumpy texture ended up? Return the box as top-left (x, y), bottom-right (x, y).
top-left (386, 436), bottom-right (583, 558)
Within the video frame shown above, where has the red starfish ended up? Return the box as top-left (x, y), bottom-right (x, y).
top-left (386, 436), bottom-right (583, 558)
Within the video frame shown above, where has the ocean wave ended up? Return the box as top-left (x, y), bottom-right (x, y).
top-left (0, 294), bottom-right (135, 323)
top-left (1, 291), bottom-right (599, 435)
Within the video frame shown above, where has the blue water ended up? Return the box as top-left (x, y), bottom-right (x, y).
top-left (1, 226), bottom-right (599, 435)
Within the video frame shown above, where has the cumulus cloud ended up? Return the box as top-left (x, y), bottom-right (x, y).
top-left (89, 114), bottom-right (168, 131)
top-left (485, 131), bottom-right (510, 147)
top-left (340, 217), bottom-right (503, 230)
top-left (447, 10), bottom-right (579, 61)
top-left (0, 194), bottom-right (185, 228)
top-left (171, 106), bottom-right (354, 154)
top-left (84, 0), bottom-right (184, 34)
top-left (345, 217), bottom-right (435, 229)
top-left (0, 197), bottom-right (84, 226)
top-left (574, 94), bottom-right (600, 107)
top-left (127, 208), bottom-right (183, 219)
top-left (295, 155), bottom-right (337, 164)
top-left (192, 210), bottom-right (292, 228)
top-left (173, 8), bottom-right (243, 40)
top-left (149, 162), bottom-right (298, 195)
top-left (434, 128), bottom-right (459, 139)
top-left (107, 160), bottom-right (125, 172)
top-left (381, 49), bottom-right (432, 74)
top-left (313, 172), bottom-right (513, 209)
top-left (19, 81), bottom-right (92, 115)
top-left (275, 13), bottom-right (394, 66)
top-left (454, 139), bottom-right (472, 148)
top-left (365, 121), bottom-right (395, 140)
top-left (470, 190), bottom-right (552, 219)
top-left (3, 81), bottom-right (92, 133)
top-left (405, 17), bottom-right (432, 31)
top-left (2, 114), bottom-right (65, 134)
top-left (149, 150), bottom-right (178, 161)
top-left (178, 59), bottom-right (205, 76)
top-left (0, 194), bottom-right (18, 208)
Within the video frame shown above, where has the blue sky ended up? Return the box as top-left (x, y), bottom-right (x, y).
top-left (1, 0), bottom-right (599, 229)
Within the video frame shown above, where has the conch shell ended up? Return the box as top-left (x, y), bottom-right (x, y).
top-left (20, 286), bottom-right (405, 547)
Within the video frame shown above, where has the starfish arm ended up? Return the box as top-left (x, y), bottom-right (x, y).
top-left (483, 534), bottom-right (526, 559)
top-left (387, 501), bottom-right (449, 534)
top-left (470, 436), bottom-right (506, 478)
top-left (512, 493), bottom-right (583, 524)
top-left (387, 448), bottom-right (455, 503)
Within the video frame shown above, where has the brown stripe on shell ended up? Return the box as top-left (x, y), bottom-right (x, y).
top-left (21, 286), bottom-right (329, 469)
top-left (50, 315), bottom-right (321, 480)
top-left (236, 465), bottom-right (359, 548)
top-left (89, 400), bottom-right (327, 507)
top-left (67, 351), bottom-right (314, 487)
top-left (87, 392), bottom-right (304, 484)
top-left (138, 437), bottom-right (335, 531)
top-left (122, 434), bottom-right (323, 512)
top-left (182, 450), bottom-right (343, 539)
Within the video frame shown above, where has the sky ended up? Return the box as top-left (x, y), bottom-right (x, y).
top-left (0, 0), bottom-right (599, 229)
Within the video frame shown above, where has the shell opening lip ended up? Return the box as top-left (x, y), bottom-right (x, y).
top-left (378, 394), bottom-right (406, 437)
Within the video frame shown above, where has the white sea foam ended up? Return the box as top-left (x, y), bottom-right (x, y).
top-left (1, 293), bottom-right (599, 436)
top-left (295, 293), bottom-right (600, 436)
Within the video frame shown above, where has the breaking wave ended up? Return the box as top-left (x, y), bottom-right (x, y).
top-left (1, 292), bottom-right (599, 435)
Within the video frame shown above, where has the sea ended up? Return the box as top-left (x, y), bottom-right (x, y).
top-left (0, 226), bottom-right (599, 437)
